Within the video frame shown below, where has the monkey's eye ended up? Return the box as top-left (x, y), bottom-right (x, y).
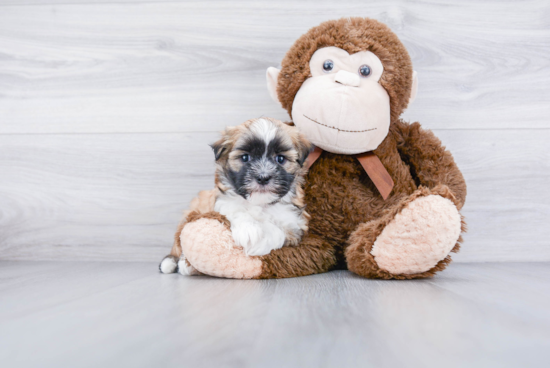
top-left (276, 155), bottom-right (286, 164)
top-left (241, 154), bottom-right (250, 162)
top-left (359, 65), bottom-right (371, 77)
top-left (323, 60), bottom-right (334, 72)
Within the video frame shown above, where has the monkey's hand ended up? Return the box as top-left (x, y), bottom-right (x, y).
top-left (180, 211), bottom-right (263, 279)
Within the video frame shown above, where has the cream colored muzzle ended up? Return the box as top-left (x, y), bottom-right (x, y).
top-left (334, 70), bottom-right (360, 87)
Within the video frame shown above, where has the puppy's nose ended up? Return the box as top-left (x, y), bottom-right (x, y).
top-left (256, 175), bottom-right (272, 185)
top-left (335, 70), bottom-right (360, 87)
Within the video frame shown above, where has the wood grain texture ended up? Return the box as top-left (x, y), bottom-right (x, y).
top-left (0, 0), bottom-right (549, 262)
top-left (0, 0), bottom-right (549, 134)
top-left (0, 261), bottom-right (549, 368)
top-left (0, 129), bottom-right (548, 262)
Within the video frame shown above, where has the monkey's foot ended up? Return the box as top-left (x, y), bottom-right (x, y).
top-left (346, 187), bottom-right (465, 279)
top-left (181, 218), bottom-right (262, 279)
top-left (370, 194), bottom-right (462, 275)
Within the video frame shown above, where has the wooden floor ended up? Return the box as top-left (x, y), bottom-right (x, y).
top-left (1, 262), bottom-right (549, 368)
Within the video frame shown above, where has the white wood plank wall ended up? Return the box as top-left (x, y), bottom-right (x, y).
top-left (0, 0), bottom-right (549, 262)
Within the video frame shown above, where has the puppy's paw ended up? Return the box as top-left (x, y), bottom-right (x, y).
top-left (178, 254), bottom-right (202, 276)
top-left (231, 219), bottom-right (264, 253)
top-left (159, 254), bottom-right (201, 276)
top-left (246, 222), bottom-right (286, 256)
top-left (159, 255), bottom-right (178, 274)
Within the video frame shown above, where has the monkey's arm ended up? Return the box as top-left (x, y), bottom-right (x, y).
top-left (392, 120), bottom-right (467, 209)
top-left (181, 212), bottom-right (337, 279)
top-left (256, 234), bottom-right (337, 278)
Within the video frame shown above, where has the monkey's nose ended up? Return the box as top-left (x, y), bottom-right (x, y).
top-left (256, 175), bottom-right (272, 185)
top-left (335, 70), bottom-right (360, 87)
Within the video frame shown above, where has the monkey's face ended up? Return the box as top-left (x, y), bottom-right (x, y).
top-left (290, 46), bottom-right (390, 155)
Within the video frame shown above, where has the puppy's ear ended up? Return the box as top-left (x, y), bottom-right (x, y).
top-left (210, 127), bottom-right (237, 161)
top-left (296, 136), bottom-right (313, 166)
top-left (210, 138), bottom-right (226, 161)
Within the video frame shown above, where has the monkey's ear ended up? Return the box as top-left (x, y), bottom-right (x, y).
top-left (266, 67), bottom-right (283, 108)
top-left (409, 70), bottom-right (419, 105)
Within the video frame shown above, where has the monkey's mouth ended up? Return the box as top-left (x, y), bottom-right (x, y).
top-left (303, 115), bottom-right (377, 133)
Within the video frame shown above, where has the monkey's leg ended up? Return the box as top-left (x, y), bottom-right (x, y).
top-left (345, 186), bottom-right (465, 279)
top-left (181, 213), bottom-right (337, 279)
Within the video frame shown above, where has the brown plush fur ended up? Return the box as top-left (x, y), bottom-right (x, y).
top-left (183, 17), bottom-right (467, 279)
top-left (258, 18), bottom-right (467, 279)
top-left (258, 121), bottom-right (467, 279)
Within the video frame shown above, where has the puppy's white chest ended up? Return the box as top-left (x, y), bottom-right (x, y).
top-left (214, 196), bottom-right (298, 256)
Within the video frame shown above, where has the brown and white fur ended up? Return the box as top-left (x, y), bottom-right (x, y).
top-left (168, 18), bottom-right (467, 280)
top-left (159, 118), bottom-right (311, 274)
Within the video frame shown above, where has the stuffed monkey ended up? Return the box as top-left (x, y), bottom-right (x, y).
top-left (166, 17), bottom-right (467, 279)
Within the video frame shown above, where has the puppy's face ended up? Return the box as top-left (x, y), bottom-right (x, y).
top-left (212, 118), bottom-right (311, 205)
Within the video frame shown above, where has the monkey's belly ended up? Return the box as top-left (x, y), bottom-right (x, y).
top-left (303, 153), bottom-right (415, 247)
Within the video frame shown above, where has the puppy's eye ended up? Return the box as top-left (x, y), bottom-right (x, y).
top-left (276, 155), bottom-right (285, 164)
top-left (241, 154), bottom-right (250, 162)
top-left (323, 59), bottom-right (334, 72)
top-left (359, 64), bottom-right (371, 77)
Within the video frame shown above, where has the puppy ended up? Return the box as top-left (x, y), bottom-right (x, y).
top-left (159, 117), bottom-right (311, 274)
